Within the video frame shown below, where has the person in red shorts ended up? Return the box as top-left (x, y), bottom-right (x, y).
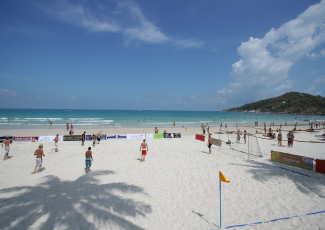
top-left (140, 139), bottom-right (148, 162)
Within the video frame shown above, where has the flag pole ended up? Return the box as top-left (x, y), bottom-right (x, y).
top-left (220, 178), bottom-right (222, 228)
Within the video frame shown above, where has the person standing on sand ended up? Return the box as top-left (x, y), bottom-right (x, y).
top-left (243, 130), bottom-right (247, 144)
top-left (206, 123), bottom-right (209, 134)
top-left (237, 130), bottom-right (241, 144)
top-left (66, 123), bottom-right (69, 131)
top-left (32, 144), bottom-right (45, 174)
top-left (81, 131), bottom-right (86, 146)
top-left (140, 139), bottom-right (148, 162)
top-left (51, 134), bottom-right (59, 152)
top-left (97, 131), bottom-right (102, 144)
top-left (202, 125), bottom-right (206, 135)
top-left (287, 131), bottom-right (294, 148)
top-left (278, 132), bottom-right (282, 146)
top-left (208, 134), bottom-right (213, 154)
top-left (155, 127), bottom-right (159, 134)
top-left (2, 136), bottom-right (12, 160)
top-left (85, 147), bottom-right (93, 174)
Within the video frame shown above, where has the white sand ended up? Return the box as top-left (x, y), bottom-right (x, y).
top-left (0, 126), bottom-right (325, 230)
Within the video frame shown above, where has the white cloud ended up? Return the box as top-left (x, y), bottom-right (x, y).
top-left (218, 0), bottom-right (325, 104)
top-left (304, 86), bottom-right (315, 94)
top-left (315, 75), bottom-right (325, 84)
top-left (321, 50), bottom-right (325, 56)
top-left (41, 0), bottom-right (120, 33)
top-left (40, 0), bottom-right (202, 48)
top-left (0, 88), bottom-right (17, 96)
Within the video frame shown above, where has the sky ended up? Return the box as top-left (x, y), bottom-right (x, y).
top-left (0, 0), bottom-right (325, 111)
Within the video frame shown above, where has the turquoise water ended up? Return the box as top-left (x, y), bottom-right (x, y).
top-left (0, 109), bottom-right (323, 129)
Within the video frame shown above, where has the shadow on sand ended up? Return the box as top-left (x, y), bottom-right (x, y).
top-left (230, 161), bottom-right (325, 198)
top-left (0, 170), bottom-right (151, 230)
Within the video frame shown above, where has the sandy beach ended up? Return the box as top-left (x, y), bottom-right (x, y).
top-left (0, 125), bottom-right (325, 230)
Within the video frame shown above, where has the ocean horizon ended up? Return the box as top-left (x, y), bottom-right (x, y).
top-left (0, 108), bottom-right (323, 129)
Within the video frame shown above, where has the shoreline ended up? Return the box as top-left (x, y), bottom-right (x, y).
top-left (0, 124), bottom-right (321, 137)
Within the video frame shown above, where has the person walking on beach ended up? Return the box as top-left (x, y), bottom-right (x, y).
top-left (97, 131), bottom-right (102, 144)
top-left (237, 130), bottom-right (241, 144)
top-left (66, 123), bottom-right (69, 131)
top-left (208, 134), bottom-right (213, 154)
top-left (51, 134), bottom-right (59, 152)
top-left (85, 147), bottom-right (93, 174)
top-left (202, 125), bottom-right (206, 135)
top-left (206, 123), bottom-right (210, 134)
top-left (243, 130), bottom-right (247, 144)
top-left (81, 131), bottom-right (86, 146)
top-left (2, 136), bottom-right (12, 160)
top-left (32, 144), bottom-right (45, 174)
top-left (92, 134), bottom-right (96, 147)
top-left (278, 131), bottom-right (282, 146)
top-left (287, 131), bottom-right (294, 148)
top-left (140, 139), bottom-right (148, 162)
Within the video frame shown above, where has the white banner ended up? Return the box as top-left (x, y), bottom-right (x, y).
top-left (145, 134), bottom-right (153, 139)
top-left (107, 134), bottom-right (127, 139)
top-left (39, 136), bottom-right (63, 142)
top-left (127, 134), bottom-right (145, 140)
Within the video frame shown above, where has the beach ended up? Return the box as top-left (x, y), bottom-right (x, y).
top-left (0, 125), bottom-right (325, 230)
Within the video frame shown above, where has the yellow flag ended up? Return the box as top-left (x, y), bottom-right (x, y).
top-left (219, 171), bottom-right (230, 183)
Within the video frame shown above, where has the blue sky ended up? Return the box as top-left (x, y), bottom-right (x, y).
top-left (0, 0), bottom-right (324, 111)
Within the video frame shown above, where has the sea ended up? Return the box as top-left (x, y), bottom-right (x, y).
top-left (0, 109), bottom-right (324, 129)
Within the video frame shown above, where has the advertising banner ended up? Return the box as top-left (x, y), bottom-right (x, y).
top-left (127, 134), bottom-right (145, 140)
top-left (212, 138), bottom-right (222, 147)
top-left (316, 159), bottom-right (325, 174)
top-left (107, 134), bottom-right (127, 139)
top-left (63, 135), bottom-right (82, 141)
top-left (39, 136), bottom-right (63, 142)
top-left (98, 135), bottom-right (106, 140)
top-left (164, 133), bottom-right (173, 138)
top-left (153, 133), bottom-right (164, 139)
top-left (195, 134), bottom-right (205, 142)
top-left (271, 151), bottom-right (313, 171)
top-left (0, 136), bottom-right (14, 143)
top-left (86, 135), bottom-right (93, 141)
top-left (14, 136), bottom-right (39, 142)
top-left (173, 133), bottom-right (181, 138)
top-left (145, 134), bottom-right (153, 139)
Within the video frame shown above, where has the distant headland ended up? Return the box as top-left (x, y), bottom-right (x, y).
top-left (222, 92), bottom-right (325, 116)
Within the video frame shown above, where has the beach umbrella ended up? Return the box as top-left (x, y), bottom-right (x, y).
top-left (219, 171), bottom-right (230, 228)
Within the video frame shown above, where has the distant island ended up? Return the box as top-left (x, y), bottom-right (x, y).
top-left (222, 92), bottom-right (325, 115)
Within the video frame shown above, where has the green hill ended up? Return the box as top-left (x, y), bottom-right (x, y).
top-left (223, 92), bottom-right (325, 115)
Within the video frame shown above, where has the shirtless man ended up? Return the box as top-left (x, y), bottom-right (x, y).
top-left (140, 139), bottom-right (148, 162)
top-left (32, 144), bottom-right (45, 174)
top-left (85, 147), bottom-right (93, 174)
top-left (97, 131), bottom-right (102, 144)
top-left (208, 134), bottom-right (213, 154)
top-left (51, 134), bottom-right (59, 152)
top-left (155, 127), bottom-right (159, 134)
top-left (81, 131), bottom-right (86, 146)
top-left (2, 136), bottom-right (12, 160)
top-left (278, 131), bottom-right (282, 146)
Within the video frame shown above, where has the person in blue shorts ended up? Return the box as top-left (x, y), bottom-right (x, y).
top-left (85, 147), bottom-right (93, 174)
